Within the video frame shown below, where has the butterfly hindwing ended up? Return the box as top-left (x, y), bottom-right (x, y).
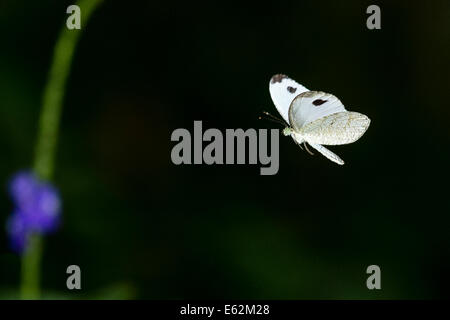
top-left (307, 142), bottom-right (345, 165)
top-left (288, 91), bottom-right (346, 130)
top-left (269, 74), bottom-right (309, 124)
top-left (300, 111), bottom-right (371, 145)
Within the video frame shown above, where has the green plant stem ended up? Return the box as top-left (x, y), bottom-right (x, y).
top-left (20, 0), bottom-right (103, 300)
top-left (20, 235), bottom-right (43, 299)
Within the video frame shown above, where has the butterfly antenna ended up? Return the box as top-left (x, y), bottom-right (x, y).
top-left (259, 111), bottom-right (287, 126)
top-left (303, 142), bottom-right (314, 155)
top-left (263, 111), bottom-right (285, 123)
top-left (258, 116), bottom-right (285, 126)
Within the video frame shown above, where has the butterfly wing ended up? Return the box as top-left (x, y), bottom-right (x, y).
top-left (291, 132), bottom-right (344, 164)
top-left (300, 111), bottom-right (370, 145)
top-left (269, 74), bottom-right (309, 123)
top-left (288, 91), bottom-right (347, 129)
top-left (307, 142), bottom-right (345, 165)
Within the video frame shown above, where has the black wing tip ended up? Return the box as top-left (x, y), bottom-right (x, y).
top-left (270, 74), bottom-right (289, 84)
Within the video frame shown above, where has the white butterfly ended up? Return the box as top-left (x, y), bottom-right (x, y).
top-left (269, 74), bottom-right (370, 165)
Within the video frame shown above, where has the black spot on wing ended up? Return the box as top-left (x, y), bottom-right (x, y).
top-left (271, 74), bottom-right (288, 84)
top-left (287, 86), bottom-right (297, 93)
top-left (312, 99), bottom-right (327, 106)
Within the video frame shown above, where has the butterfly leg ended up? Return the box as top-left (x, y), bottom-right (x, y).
top-left (303, 142), bottom-right (314, 155)
top-left (294, 140), bottom-right (304, 150)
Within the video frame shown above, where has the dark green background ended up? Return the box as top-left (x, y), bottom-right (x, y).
top-left (1, 0), bottom-right (449, 299)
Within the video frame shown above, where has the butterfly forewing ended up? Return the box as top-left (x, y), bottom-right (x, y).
top-left (300, 111), bottom-right (370, 145)
top-left (288, 91), bottom-right (346, 129)
top-left (269, 74), bottom-right (309, 123)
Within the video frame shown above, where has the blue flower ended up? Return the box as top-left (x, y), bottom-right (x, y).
top-left (6, 211), bottom-right (28, 253)
top-left (6, 171), bottom-right (62, 253)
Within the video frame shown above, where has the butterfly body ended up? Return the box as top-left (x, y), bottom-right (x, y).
top-left (269, 75), bottom-right (370, 165)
